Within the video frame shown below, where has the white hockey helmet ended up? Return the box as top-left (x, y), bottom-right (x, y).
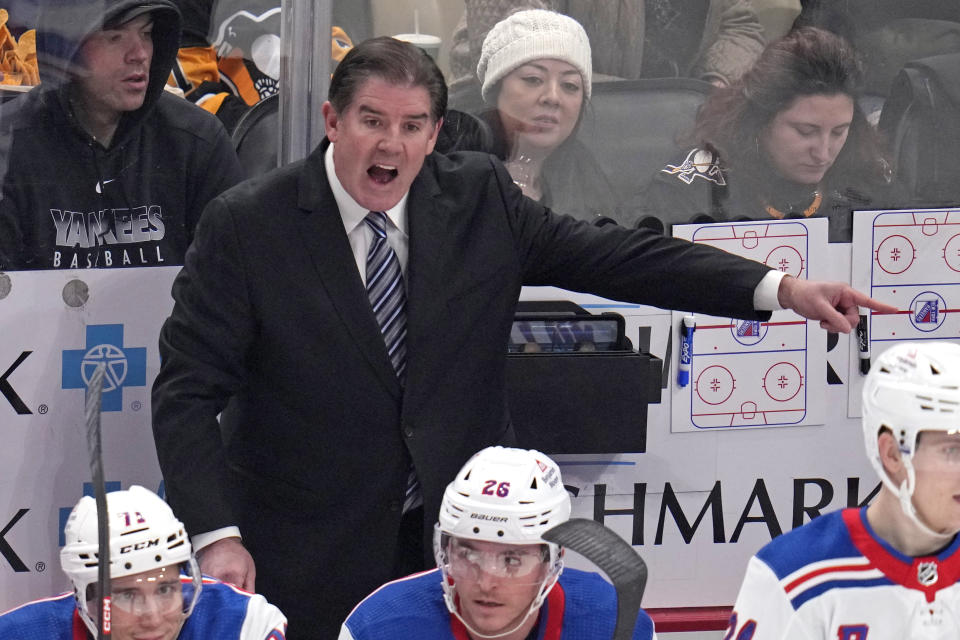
top-left (60, 485), bottom-right (202, 636)
top-left (434, 447), bottom-right (571, 637)
top-left (862, 342), bottom-right (960, 537)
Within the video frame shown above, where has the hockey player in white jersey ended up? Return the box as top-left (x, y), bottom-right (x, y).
top-left (339, 446), bottom-right (657, 640)
top-left (0, 485), bottom-right (287, 640)
top-left (727, 341), bottom-right (960, 640)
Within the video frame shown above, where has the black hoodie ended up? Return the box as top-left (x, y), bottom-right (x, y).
top-left (0, 0), bottom-right (244, 270)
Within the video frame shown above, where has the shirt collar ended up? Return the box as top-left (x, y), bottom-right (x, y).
top-left (325, 142), bottom-right (408, 236)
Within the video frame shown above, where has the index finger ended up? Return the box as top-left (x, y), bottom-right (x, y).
top-left (849, 290), bottom-right (897, 315)
top-left (809, 291), bottom-right (855, 333)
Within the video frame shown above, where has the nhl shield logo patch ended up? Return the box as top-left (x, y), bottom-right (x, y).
top-left (917, 561), bottom-right (938, 586)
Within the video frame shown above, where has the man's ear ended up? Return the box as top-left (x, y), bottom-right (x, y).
top-left (322, 101), bottom-right (339, 142)
top-left (877, 430), bottom-right (906, 481)
top-left (425, 116), bottom-right (443, 155)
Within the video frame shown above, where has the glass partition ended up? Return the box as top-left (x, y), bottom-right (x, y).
top-left (2, 0), bottom-right (958, 270)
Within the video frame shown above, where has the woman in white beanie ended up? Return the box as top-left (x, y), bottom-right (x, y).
top-left (465, 9), bottom-right (624, 224)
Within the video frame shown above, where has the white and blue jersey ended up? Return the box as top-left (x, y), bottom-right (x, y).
top-left (338, 567), bottom-right (656, 640)
top-left (0, 577), bottom-right (287, 640)
top-left (727, 507), bottom-right (960, 639)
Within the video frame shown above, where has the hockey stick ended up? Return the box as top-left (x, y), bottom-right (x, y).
top-left (85, 363), bottom-right (110, 640)
top-left (543, 518), bottom-right (647, 640)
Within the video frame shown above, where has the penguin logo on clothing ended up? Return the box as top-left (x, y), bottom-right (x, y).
top-left (662, 149), bottom-right (726, 185)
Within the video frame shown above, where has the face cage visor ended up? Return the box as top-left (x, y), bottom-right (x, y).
top-left (908, 430), bottom-right (960, 472)
top-left (79, 558), bottom-right (202, 631)
top-left (435, 530), bottom-right (563, 639)
top-left (877, 429), bottom-right (960, 541)
top-left (443, 534), bottom-right (550, 583)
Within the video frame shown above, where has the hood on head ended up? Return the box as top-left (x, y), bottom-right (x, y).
top-left (36, 0), bottom-right (181, 122)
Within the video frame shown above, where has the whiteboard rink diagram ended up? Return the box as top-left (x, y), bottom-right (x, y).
top-left (673, 220), bottom-right (816, 430)
top-left (848, 209), bottom-right (960, 414)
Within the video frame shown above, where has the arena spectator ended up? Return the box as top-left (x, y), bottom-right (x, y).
top-left (0, 0), bottom-right (243, 270)
top-left (168, 0), bottom-right (355, 135)
top-left (793, 0), bottom-right (960, 121)
top-left (640, 27), bottom-right (897, 240)
top-left (0, 485), bottom-right (287, 640)
top-left (449, 0), bottom-right (766, 108)
top-left (168, 0), bottom-right (251, 133)
top-left (447, 9), bottom-right (623, 223)
top-left (793, 0), bottom-right (960, 46)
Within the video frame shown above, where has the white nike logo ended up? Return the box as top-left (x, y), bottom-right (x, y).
top-left (95, 178), bottom-right (116, 194)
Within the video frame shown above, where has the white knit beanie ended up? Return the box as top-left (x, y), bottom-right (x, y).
top-left (477, 9), bottom-right (592, 103)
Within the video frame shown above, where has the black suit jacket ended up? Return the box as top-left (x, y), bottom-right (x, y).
top-left (152, 140), bottom-right (771, 637)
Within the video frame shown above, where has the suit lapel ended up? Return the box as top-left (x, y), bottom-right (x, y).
top-left (404, 160), bottom-right (454, 406)
top-left (296, 142), bottom-right (402, 398)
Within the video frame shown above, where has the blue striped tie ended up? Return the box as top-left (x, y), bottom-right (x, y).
top-left (365, 212), bottom-right (421, 512)
top-left (365, 211), bottom-right (407, 381)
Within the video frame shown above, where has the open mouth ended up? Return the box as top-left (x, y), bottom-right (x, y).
top-left (368, 163), bottom-right (398, 185)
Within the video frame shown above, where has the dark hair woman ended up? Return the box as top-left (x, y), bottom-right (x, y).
top-left (642, 27), bottom-right (898, 240)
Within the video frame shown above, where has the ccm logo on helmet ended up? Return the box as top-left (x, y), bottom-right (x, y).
top-left (470, 514), bottom-right (508, 522)
top-left (120, 538), bottom-right (160, 554)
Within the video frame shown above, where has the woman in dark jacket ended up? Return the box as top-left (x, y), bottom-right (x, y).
top-left (643, 27), bottom-right (898, 241)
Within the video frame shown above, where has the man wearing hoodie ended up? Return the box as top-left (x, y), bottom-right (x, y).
top-left (0, 0), bottom-right (243, 271)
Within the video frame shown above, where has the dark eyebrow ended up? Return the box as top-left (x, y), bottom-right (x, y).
top-left (356, 105), bottom-right (384, 118)
top-left (357, 105), bottom-right (429, 121)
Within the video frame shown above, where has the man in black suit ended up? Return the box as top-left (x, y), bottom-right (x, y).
top-left (152, 36), bottom-right (892, 640)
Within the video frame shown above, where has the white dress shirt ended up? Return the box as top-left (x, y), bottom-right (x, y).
top-left (325, 143), bottom-right (409, 282)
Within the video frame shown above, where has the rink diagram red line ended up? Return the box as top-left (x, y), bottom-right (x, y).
top-left (696, 320), bottom-right (808, 330)
top-left (873, 308), bottom-right (960, 315)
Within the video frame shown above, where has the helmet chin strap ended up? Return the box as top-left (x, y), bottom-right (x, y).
top-left (898, 459), bottom-right (956, 542)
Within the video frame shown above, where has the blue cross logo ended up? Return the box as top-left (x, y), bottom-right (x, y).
top-left (62, 324), bottom-right (146, 412)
